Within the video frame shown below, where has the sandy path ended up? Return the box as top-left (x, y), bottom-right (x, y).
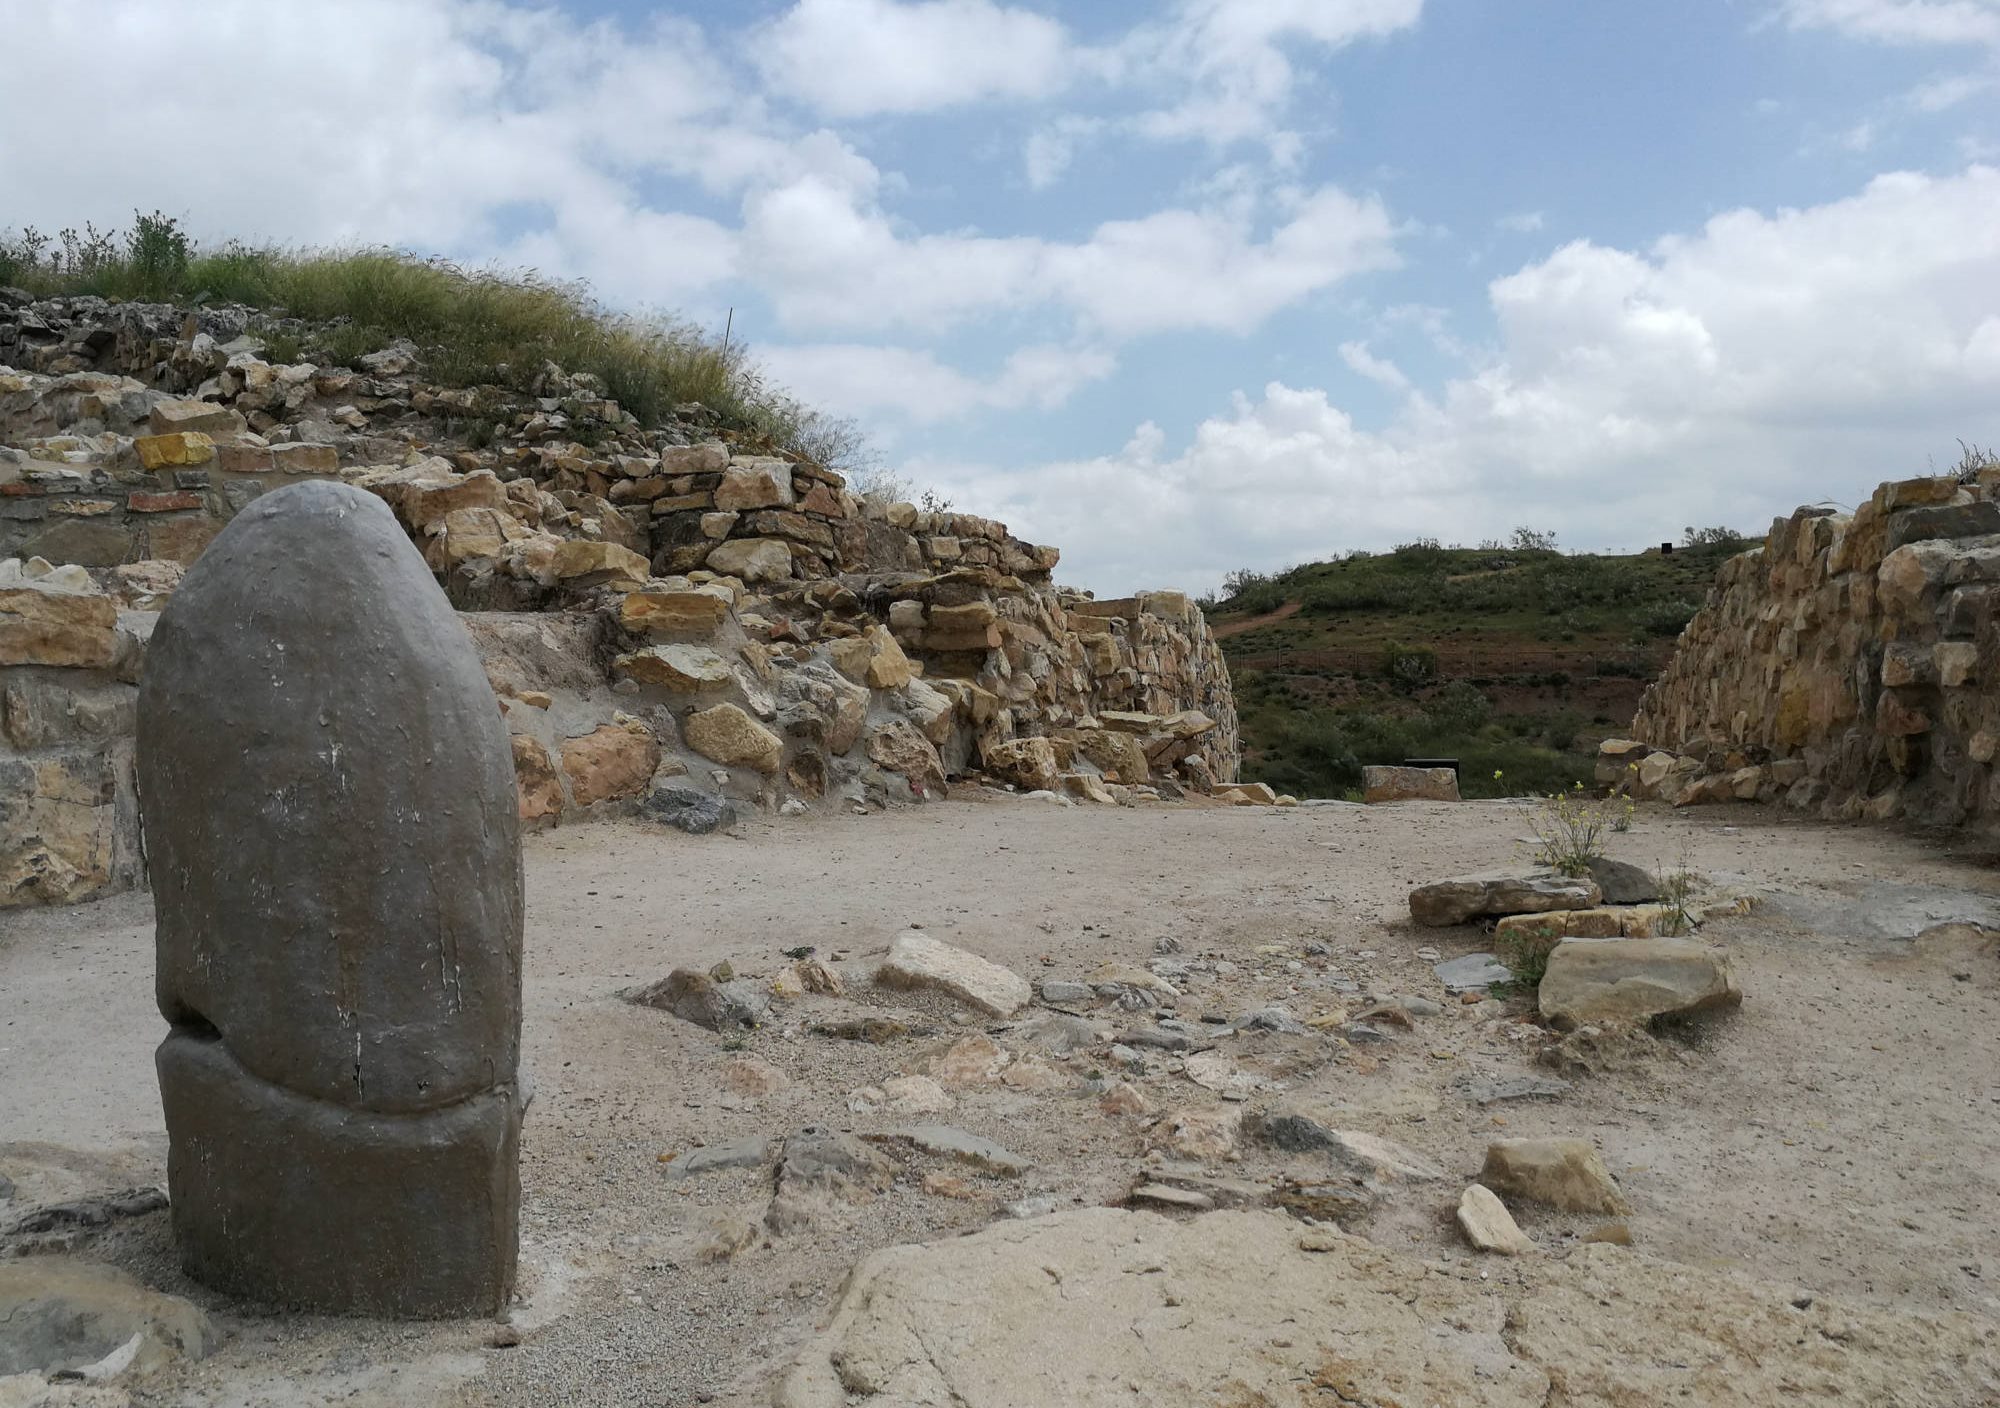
top-left (3, 795), bottom-right (1997, 1405)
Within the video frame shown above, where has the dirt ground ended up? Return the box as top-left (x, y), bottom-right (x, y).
top-left (4, 793), bottom-right (1999, 1406)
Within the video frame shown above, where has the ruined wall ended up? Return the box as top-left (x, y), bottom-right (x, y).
top-left (1, 296), bottom-right (1239, 907)
top-left (0, 560), bottom-right (151, 904)
top-left (1632, 473), bottom-right (2000, 826)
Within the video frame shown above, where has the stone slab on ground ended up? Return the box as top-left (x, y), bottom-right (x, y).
top-left (0, 1258), bottom-right (214, 1378)
top-left (1434, 953), bottom-right (1513, 992)
top-left (875, 931), bottom-right (1031, 1017)
top-left (1410, 870), bottom-right (1603, 927)
top-left (1481, 1137), bottom-right (1629, 1215)
top-left (1538, 938), bottom-right (1742, 1030)
top-left (773, 1207), bottom-right (2000, 1407)
top-left (1458, 1184), bottom-right (1534, 1255)
top-left (861, 1126), bottom-right (1030, 1177)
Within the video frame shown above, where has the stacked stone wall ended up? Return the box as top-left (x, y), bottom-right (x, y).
top-left (1632, 473), bottom-right (2000, 826)
top-left (0, 295), bottom-right (1239, 907)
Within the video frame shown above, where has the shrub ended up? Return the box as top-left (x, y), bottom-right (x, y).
top-left (1952, 440), bottom-right (2000, 480)
top-left (1510, 525), bottom-right (1559, 552)
top-left (1424, 680), bottom-right (1490, 734)
top-left (1379, 641), bottom-right (1438, 690)
top-left (1682, 525), bottom-right (1747, 549)
top-left (1640, 598), bottom-right (1700, 637)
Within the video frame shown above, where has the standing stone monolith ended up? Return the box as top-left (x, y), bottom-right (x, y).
top-left (137, 480), bottom-right (523, 1317)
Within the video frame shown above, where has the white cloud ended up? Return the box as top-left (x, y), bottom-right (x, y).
top-left (752, 0), bottom-right (1076, 117)
top-left (1339, 341), bottom-right (1411, 391)
top-left (1022, 117), bottom-right (1102, 188)
top-left (756, 342), bottom-right (1116, 420)
top-left (738, 178), bottom-right (1400, 337)
top-left (952, 167), bottom-right (2000, 594)
top-left (1779, 0), bottom-right (2000, 47)
top-left (1117, 0), bottom-right (1425, 153)
top-left (1497, 211), bottom-right (1546, 233)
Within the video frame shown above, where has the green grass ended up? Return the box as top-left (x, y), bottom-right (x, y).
top-left (1209, 537), bottom-right (1751, 799)
top-left (0, 213), bottom-right (872, 470)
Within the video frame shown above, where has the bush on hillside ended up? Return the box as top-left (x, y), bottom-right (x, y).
top-left (0, 212), bottom-right (873, 472)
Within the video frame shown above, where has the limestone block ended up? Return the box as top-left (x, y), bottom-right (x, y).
top-left (1066, 727), bottom-right (1150, 784)
top-left (867, 719), bottom-right (946, 797)
top-left (560, 721), bottom-right (660, 806)
top-left (0, 574), bottom-right (117, 668)
top-left (982, 736), bottom-right (1060, 792)
top-left (620, 587), bottom-right (730, 638)
top-left (551, 539), bottom-right (649, 587)
top-left (877, 929), bottom-right (1030, 1017)
top-left (713, 458), bottom-right (795, 511)
top-left (1362, 765), bottom-right (1459, 803)
top-left (684, 703), bottom-right (783, 773)
top-left (1479, 1137), bottom-right (1628, 1215)
top-left (148, 400), bottom-right (246, 438)
top-left (615, 644), bottom-right (736, 692)
top-left (706, 537), bottom-right (794, 583)
top-left (134, 432), bottom-right (214, 470)
top-left (511, 734), bottom-right (564, 822)
top-left (1538, 938), bottom-right (1741, 1030)
top-left (1408, 871), bottom-right (1602, 927)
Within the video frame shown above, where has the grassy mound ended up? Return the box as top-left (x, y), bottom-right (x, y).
top-left (0, 212), bottom-right (867, 469)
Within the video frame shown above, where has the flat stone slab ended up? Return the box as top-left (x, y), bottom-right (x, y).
top-left (661, 1137), bottom-right (774, 1181)
top-left (1434, 953), bottom-right (1514, 992)
top-left (0, 1259), bottom-right (215, 1378)
top-left (1411, 871), bottom-right (1603, 927)
top-left (1538, 939), bottom-right (1742, 1030)
top-left (774, 1207), bottom-right (2000, 1406)
top-left (863, 1126), bottom-right (1031, 1176)
top-left (876, 931), bottom-right (1031, 1017)
top-left (1462, 1073), bottom-right (1573, 1105)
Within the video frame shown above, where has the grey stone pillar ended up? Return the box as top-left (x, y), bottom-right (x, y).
top-left (138, 480), bottom-right (522, 1317)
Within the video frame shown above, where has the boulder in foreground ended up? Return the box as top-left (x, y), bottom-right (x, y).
top-left (1538, 938), bottom-right (1742, 1030)
top-left (1410, 870), bottom-right (1602, 927)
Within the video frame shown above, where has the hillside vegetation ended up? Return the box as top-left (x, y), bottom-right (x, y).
top-left (0, 212), bottom-right (869, 470)
top-left (1205, 531), bottom-right (1752, 799)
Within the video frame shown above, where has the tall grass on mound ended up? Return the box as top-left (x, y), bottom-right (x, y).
top-left (0, 213), bottom-right (873, 471)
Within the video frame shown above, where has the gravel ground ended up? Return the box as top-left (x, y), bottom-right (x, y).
top-left (3, 791), bottom-right (1997, 1405)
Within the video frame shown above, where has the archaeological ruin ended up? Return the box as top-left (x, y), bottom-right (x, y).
top-left (3, 289), bottom-right (1997, 1407)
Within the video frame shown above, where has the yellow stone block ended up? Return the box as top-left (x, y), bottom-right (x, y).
top-left (134, 432), bottom-right (215, 470)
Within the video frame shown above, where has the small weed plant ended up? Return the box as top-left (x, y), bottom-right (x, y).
top-left (1655, 853), bottom-right (1698, 935)
top-left (1528, 783), bottom-right (1632, 877)
top-left (1496, 920), bottom-right (1561, 988)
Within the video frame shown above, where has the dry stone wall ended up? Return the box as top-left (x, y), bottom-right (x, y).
top-left (1632, 473), bottom-right (2000, 827)
top-left (0, 295), bottom-right (1239, 908)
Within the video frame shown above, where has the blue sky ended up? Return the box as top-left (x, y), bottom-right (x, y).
top-left (9, 0), bottom-right (2000, 592)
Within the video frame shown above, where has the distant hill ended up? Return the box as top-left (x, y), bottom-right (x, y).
top-left (1202, 534), bottom-right (1750, 799)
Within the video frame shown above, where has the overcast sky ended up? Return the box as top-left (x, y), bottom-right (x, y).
top-left (8, 0), bottom-right (2000, 594)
